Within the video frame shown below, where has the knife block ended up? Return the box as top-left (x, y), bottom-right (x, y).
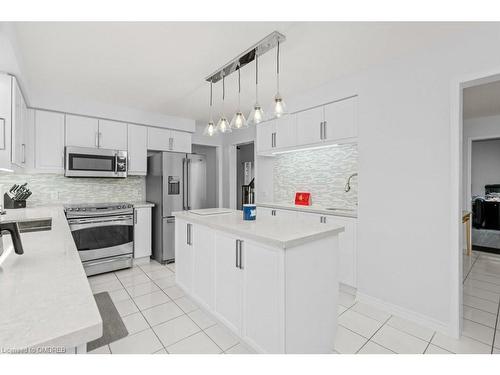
top-left (4, 193), bottom-right (26, 209)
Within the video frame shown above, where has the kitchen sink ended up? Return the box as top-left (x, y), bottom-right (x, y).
top-left (17, 218), bottom-right (52, 233)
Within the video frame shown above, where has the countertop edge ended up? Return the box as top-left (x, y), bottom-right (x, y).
top-left (132, 202), bottom-right (155, 208)
top-left (257, 202), bottom-right (357, 218)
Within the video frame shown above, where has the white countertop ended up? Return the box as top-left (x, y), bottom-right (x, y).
top-left (0, 206), bottom-right (102, 351)
top-left (174, 209), bottom-right (344, 249)
top-left (131, 201), bottom-right (155, 208)
top-left (257, 202), bottom-right (357, 218)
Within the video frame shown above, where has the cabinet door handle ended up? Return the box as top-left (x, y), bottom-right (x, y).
top-left (323, 121), bottom-right (327, 140)
top-left (169, 137), bottom-right (173, 150)
top-left (22, 143), bottom-right (26, 163)
top-left (134, 210), bottom-right (137, 224)
top-left (238, 240), bottom-right (244, 269)
top-left (235, 240), bottom-right (239, 268)
top-left (319, 122), bottom-right (323, 140)
top-left (187, 223), bottom-right (192, 245)
top-left (95, 132), bottom-right (99, 147)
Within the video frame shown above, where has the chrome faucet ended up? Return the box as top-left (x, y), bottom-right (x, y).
top-left (344, 173), bottom-right (358, 193)
top-left (0, 222), bottom-right (24, 255)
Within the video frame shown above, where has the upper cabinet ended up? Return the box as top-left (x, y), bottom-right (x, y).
top-left (147, 127), bottom-right (192, 153)
top-left (11, 77), bottom-right (29, 167)
top-left (66, 115), bottom-right (99, 148)
top-left (98, 119), bottom-right (127, 150)
top-left (127, 124), bottom-right (147, 175)
top-left (35, 110), bottom-right (65, 172)
top-left (257, 96), bottom-right (358, 155)
top-left (0, 74), bottom-right (12, 170)
top-left (323, 97), bottom-right (357, 141)
top-left (256, 115), bottom-right (296, 154)
top-left (295, 106), bottom-right (324, 147)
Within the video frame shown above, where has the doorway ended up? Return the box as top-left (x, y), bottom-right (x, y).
top-left (456, 75), bottom-right (500, 348)
top-left (192, 144), bottom-right (219, 208)
top-left (236, 142), bottom-right (255, 210)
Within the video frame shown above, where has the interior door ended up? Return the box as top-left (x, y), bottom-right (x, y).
top-left (187, 154), bottom-right (207, 210)
top-left (162, 152), bottom-right (185, 216)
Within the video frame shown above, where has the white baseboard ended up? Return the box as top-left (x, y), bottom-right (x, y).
top-left (356, 292), bottom-right (454, 338)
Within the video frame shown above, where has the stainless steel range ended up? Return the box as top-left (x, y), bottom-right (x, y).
top-left (65, 202), bottom-right (134, 276)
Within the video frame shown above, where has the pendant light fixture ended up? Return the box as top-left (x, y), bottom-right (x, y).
top-left (203, 80), bottom-right (217, 136)
top-left (273, 40), bottom-right (286, 118)
top-left (230, 67), bottom-right (248, 129)
top-left (247, 54), bottom-right (265, 126)
top-left (217, 75), bottom-right (232, 133)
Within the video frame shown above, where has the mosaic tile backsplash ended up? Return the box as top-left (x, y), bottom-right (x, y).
top-left (273, 144), bottom-right (358, 209)
top-left (0, 173), bottom-right (145, 207)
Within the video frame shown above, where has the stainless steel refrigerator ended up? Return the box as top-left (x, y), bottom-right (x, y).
top-left (146, 152), bottom-right (207, 263)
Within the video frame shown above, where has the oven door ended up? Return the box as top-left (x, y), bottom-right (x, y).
top-left (68, 215), bottom-right (134, 262)
top-left (65, 146), bottom-right (127, 178)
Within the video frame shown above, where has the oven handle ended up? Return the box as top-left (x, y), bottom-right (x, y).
top-left (83, 255), bottom-right (132, 267)
top-left (69, 218), bottom-right (133, 231)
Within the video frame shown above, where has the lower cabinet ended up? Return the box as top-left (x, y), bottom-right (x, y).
top-left (133, 207), bottom-right (152, 259)
top-left (214, 232), bottom-right (242, 334)
top-left (175, 219), bottom-right (194, 291)
top-left (192, 224), bottom-right (216, 310)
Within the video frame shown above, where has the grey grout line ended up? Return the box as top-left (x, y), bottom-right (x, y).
top-left (354, 315), bottom-right (393, 354)
top-left (423, 332), bottom-right (436, 354)
top-left (463, 254), bottom-right (480, 283)
top-left (490, 284), bottom-right (500, 354)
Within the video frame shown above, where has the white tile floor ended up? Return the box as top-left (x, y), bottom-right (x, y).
top-left (88, 260), bottom-right (254, 354)
top-left (88, 251), bottom-right (500, 354)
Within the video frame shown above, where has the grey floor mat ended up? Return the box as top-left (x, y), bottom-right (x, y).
top-left (87, 292), bottom-right (129, 352)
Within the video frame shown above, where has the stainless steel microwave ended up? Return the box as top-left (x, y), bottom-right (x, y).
top-left (65, 146), bottom-right (128, 178)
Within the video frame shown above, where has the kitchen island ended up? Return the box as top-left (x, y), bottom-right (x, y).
top-left (173, 209), bottom-right (344, 354)
top-left (0, 206), bottom-right (102, 354)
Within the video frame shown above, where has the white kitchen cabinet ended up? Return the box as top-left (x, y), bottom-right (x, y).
top-left (98, 119), bottom-right (127, 150)
top-left (34, 110), bottom-right (65, 172)
top-left (11, 77), bottom-right (28, 167)
top-left (295, 210), bottom-right (357, 287)
top-left (0, 74), bottom-right (12, 170)
top-left (175, 218), bottom-right (194, 292)
top-left (192, 224), bottom-right (216, 310)
top-left (256, 120), bottom-right (275, 153)
top-left (170, 130), bottom-right (192, 153)
top-left (66, 114), bottom-right (99, 148)
top-left (274, 115), bottom-right (296, 149)
top-left (147, 127), bottom-right (171, 151)
top-left (241, 240), bottom-right (284, 353)
top-left (323, 97), bottom-right (357, 141)
top-left (127, 124), bottom-right (147, 175)
top-left (147, 127), bottom-right (192, 153)
top-left (295, 106), bottom-right (324, 147)
top-left (214, 232), bottom-right (243, 334)
top-left (133, 206), bottom-right (152, 259)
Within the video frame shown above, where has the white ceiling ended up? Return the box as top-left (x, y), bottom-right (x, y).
top-left (10, 22), bottom-right (481, 124)
top-left (464, 80), bottom-right (500, 120)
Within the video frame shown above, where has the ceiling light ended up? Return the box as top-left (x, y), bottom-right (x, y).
top-left (230, 68), bottom-right (248, 130)
top-left (203, 80), bottom-right (217, 137)
top-left (247, 54), bottom-right (265, 126)
top-left (217, 76), bottom-right (232, 133)
top-left (273, 41), bottom-right (287, 118)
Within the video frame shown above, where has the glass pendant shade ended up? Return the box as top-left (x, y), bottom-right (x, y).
top-left (217, 76), bottom-right (232, 133)
top-left (248, 104), bottom-right (265, 125)
top-left (230, 111), bottom-right (247, 129)
top-left (274, 94), bottom-right (287, 118)
top-left (203, 120), bottom-right (217, 136)
top-left (273, 41), bottom-right (287, 118)
top-left (203, 81), bottom-right (217, 136)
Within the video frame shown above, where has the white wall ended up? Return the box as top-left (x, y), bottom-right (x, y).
top-left (471, 139), bottom-right (500, 197)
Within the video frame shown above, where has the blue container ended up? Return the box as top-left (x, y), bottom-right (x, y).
top-left (243, 204), bottom-right (256, 221)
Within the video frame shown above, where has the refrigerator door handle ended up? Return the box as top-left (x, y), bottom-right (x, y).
top-left (186, 158), bottom-right (191, 210)
top-left (182, 158), bottom-right (186, 210)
